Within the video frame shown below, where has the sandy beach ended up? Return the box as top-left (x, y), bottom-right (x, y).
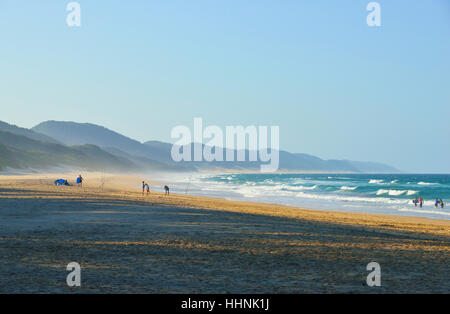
top-left (0, 173), bottom-right (448, 293)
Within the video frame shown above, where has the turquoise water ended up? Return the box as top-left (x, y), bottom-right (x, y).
top-left (185, 173), bottom-right (450, 220)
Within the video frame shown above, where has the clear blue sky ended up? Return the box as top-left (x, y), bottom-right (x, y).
top-left (0, 0), bottom-right (449, 172)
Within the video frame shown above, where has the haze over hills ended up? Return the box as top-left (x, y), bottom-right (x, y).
top-left (32, 121), bottom-right (174, 165)
top-left (0, 119), bottom-right (399, 173)
top-left (0, 130), bottom-right (135, 172)
top-left (0, 120), bottom-right (60, 144)
top-left (0, 121), bottom-right (180, 172)
top-left (27, 120), bottom-right (398, 173)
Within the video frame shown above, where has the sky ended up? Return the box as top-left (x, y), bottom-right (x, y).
top-left (0, 0), bottom-right (449, 172)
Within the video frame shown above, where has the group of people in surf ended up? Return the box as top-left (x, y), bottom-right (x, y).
top-left (435, 198), bottom-right (445, 209)
top-left (412, 196), bottom-right (445, 209)
top-left (142, 181), bottom-right (170, 196)
top-left (412, 196), bottom-right (424, 208)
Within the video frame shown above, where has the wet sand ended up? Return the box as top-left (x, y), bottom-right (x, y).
top-left (0, 173), bottom-right (448, 293)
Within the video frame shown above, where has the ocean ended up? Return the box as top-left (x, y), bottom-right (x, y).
top-left (173, 173), bottom-right (450, 220)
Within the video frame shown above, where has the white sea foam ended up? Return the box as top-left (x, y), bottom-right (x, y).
top-left (279, 184), bottom-right (318, 191)
top-left (292, 178), bottom-right (307, 185)
top-left (389, 190), bottom-right (407, 196)
top-left (298, 185), bottom-right (318, 190)
top-left (376, 189), bottom-right (409, 196)
top-left (397, 208), bottom-right (450, 217)
top-left (340, 186), bottom-right (357, 191)
top-left (189, 174), bottom-right (449, 220)
top-left (294, 191), bottom-right (411, 205)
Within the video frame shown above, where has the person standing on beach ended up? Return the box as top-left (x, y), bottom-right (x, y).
top-left (413, 197), bottom-right (418, 207)
top-left (146, 183), bottom-right (150, 196)
top-left (76, 175), bottom-right (83, 187)
top-left (142, 181), bottom-right (145, 195)
top-left (164, 185), bottom-right (170, 195)
top-left (419, 196), bottom-right (424, 208)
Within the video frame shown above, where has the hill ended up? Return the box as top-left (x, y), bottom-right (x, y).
top-left (142, 142), bottom-right (398, 173)
top-left (0, 130), bottom-right (145, 172)
top-left (32, 121), bottom-right (173, 164)
top-left (0, 120), bottom-right (59, 144)
top-left (31, 120), bottom-right (399, 173)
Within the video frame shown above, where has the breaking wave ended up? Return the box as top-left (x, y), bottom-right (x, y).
top-left (418, 182), bottom-right (438, 185)
top-left (185, 173), bottom-right (449, 220)
top-left (340, 186), bottom-right (357, 191)
top-left (376, 189), bottom-right (417, 196)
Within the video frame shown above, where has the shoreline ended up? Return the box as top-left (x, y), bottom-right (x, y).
top-left (175, 172), bottom-right (450, 221)
top-left (1, 173), bottom-right (449, 236)
top-left (0, 173), bottom-right (449, 293)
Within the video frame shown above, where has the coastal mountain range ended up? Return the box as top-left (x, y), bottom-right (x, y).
top-left (0, 120), bottom-right (399, 173)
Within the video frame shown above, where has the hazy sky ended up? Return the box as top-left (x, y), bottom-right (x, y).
top-left (0, 0), bottom-right (449, 172)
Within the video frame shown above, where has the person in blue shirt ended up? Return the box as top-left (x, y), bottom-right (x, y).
top-left (76, 175), bottom-right (83, 187)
